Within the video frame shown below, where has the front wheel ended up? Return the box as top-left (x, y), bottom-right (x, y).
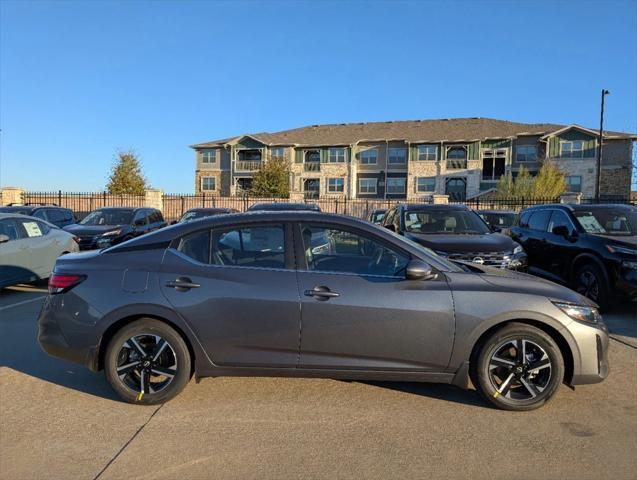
top-left (573, 263), bottom-right (609, 310)
top-left (104, 319), bottom-right (192, 405)
top-left (472, 323), bottom-right (564, 411)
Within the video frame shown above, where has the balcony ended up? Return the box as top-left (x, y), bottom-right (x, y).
top-left (446, 159), bottom-right (467, 170)
top-left (235, 161), bottom-right (262, 172)
top-left (304, 162), bottom-right (321, 172)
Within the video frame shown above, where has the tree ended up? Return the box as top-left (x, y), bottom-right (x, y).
top-left (250, 156), bottom-right (290, 197)
top-left (495, 162), bottom-right (566, 199)
top-left (106, 150), bottom-right (147, 195)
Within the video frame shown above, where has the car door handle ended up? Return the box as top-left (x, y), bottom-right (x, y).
top-left (304, 287), bottom-right (340, 300)
top-left (165, 277), bottom-right (200, 291)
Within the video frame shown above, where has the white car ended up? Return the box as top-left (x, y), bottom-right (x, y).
top-left (0, 213), bottom-right (79, 288)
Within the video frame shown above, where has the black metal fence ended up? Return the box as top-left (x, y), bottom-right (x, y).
top-left (8, 190), bottom-right (636, 223)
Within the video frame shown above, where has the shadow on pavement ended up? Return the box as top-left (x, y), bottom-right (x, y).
top-left (0, 286), bottom-right (120, 401)
top-left (360, 381), bottom-right (491, 409)
top-left (603, 301), bottom-right (637, 339)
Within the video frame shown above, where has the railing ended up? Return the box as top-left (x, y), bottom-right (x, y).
top-left (303, 190), bottom-right (320, 199)
top-left (19, 191), bottom-right (146, 220)
top-left (235, 161), bottom-right (262, 172)
top-left (304, 162), bottom-right (321, 172)
top-left (446, 159), bottom-right (468, 170)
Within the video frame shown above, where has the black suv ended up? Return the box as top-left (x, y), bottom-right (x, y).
top-left (64, 207), bottom-right (166, 250)
top-left (510, 203), bottom-right (637, 307)
top-left (0, 204), bottom-right (75, 227)
top-left (381, 204), bottom-right (527, 270)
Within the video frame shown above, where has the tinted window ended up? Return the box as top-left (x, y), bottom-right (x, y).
top-left (81, 209), bottom-right (134, 226)
top-left (0, 219), bottom-right (22, 240)
top-left (213, 225), bottom-right (286, 269)
top-left (47, 209), bottom-right (66, 223)
top-left (300, 224), bottom-right (409, 277)
top-left (527, 210), bottom-right (551, 231)
top-left (548, 210), bottom-right (573, 233)
top-left (519, 211), bottom-right (532, 228)
top-left (177, 230), bottom-right (210, 264)
top-left (32, 210), bottom-right (47, 220)
top-left (133, 210), bottom-right (149, 226)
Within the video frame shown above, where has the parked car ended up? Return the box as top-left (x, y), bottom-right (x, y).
top-left (247, 202), bottom-right (321, 212)
top-left (64, 207), bottom-right (166, 250)
top-left (0, 204), bottom-right (76, 228)
top-left (38, 211), bottom-right (608, 411)
top-left (510, 203), bottom-right (637, 308)
top-left (381, 204), bottom-right (527, 270)
top-left (367, 208), bottom-right (387, 225)
top-left (176, 207), bottom-right (238, 224)
top-left (0, 213), bottom-right (79, 288)
top-left (477, 209), bottom-right (518, 233)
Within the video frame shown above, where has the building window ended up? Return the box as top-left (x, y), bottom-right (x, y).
top-left (386, 178), bottom-right (406, 194)
top-left (561, 140), bottom-right (585, 158)
top-left (305, 150), bottom-right (320, 163)
top-left (328, 148), bottom-right (346, 163)
top-left (388, 148), bottom-right (407, 165)
top-left (447, 146), bottom-right (467, 159)
top-left (416, 177), bottom-right (436, 193)
top-left (482, 149), bottom-right (506, 180)
top-left (271, 147), bottom-right (285, 160)
top-left (201, 149), bottom-right (217, 164)
top-left (359, 149), bottom-right (378, 165)
top-left (565, 175), bottom-right (582, 192)
top-left (417, 145), bottom-right (437, 161)
top-left (201, 176), bottom-right (216, 191)
top-left (359, 178), bottom-right (377, 194)
top-left (516, 145), bottom-right (537, 162)
top-left (326, 178), bottom-right (344, 193)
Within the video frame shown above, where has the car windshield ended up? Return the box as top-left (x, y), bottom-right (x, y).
top-left (80, 209), bottom-right (134, 226)
top-left (179, 211), bottom-right (208, 223)
top-left (574, 208), bottom-right (637, 236)
top-left (371, 211), bottom-right (386, 223)
top-left (403, 209), bottom-right (491, 234)
top-left (481, 213), bottom-right (517, 228)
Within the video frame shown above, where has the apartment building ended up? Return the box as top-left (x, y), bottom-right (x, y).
top-left (191, 118), bottom-right (636, 200)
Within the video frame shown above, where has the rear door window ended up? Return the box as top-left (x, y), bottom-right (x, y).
top-left (213, 225), bottom-right (286, 269)
top-left (548, 210), bottom-right (574, 234)
top-left (177, 230), bottom-right (210, 264)
top-left (20, 220), bottom-right (46, 238)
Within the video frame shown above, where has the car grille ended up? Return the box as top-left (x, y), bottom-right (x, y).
top-left (77, 235), bottom-right (98, 250)
top-left (446, 251), bottom-right (511, 269)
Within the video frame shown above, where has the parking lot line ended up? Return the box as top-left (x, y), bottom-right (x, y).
top-left (0, 296), bottom-right (46, 312)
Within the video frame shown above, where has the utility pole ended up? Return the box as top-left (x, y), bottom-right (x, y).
top-left (596, 89), bottom-right (610, 200)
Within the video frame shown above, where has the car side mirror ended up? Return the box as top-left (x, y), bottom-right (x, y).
top-left (552, 225), bottom-right (570, 238)
top-left (0, 234), bottom-right (10, 244)
top-left (405, 259), bottom-right (436, 281)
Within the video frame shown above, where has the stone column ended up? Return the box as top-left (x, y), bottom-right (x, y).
top-left (144, 188), bottom-right (163, 211)
top-left (559, 193), bottom-right (582, 204)
top-left (432, 194), bottom-right (449, 204)
top-left (1, 187), bottom-right (24, 206)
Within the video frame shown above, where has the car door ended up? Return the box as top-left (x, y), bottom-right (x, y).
top-left (544, 209), bottom-right (580, 281)
top-left (159, 222), bottom-right (301, 367)
top-left (294, 222), bottom-right (455, 371)
top-left (0, 218), bottom-right (32, 285)
top-left (512, 209), bottom-right (551, 272)
top-left (16, 218), bottom-right (58, 278)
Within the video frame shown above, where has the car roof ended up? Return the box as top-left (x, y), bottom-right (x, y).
top-left (248, 202), bottom-right (320, 211)
top-left (0, 205), bottom-right (37, 212)
top-left (571, 203), bottom-right (637, 211)
top-left (0, 212), bottom-right (58, 224)
top-left (399, 203), bottom-right (469, 211)
top-left (477, 209), bottom-right (516, 214)
top-left (185, 207), bottom-right (234, 213)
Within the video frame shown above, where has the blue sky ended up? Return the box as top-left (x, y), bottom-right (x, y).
top-left (1, 0), bottom-right (636, 192)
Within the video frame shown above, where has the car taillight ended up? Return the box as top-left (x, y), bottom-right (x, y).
top-left (48, 274), bottom-right (86, 294)
top-left (73, 236), bottom-right (81, 244)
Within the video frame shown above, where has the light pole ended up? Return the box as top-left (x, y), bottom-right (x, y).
top-left (596, 89), bottom-right (610, 200)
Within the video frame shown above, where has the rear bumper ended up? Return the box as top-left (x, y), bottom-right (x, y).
top-left (37, 296), bottom-right (100, 371)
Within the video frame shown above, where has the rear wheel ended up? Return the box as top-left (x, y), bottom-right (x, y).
top-left (573, 263), bottom-right (609, 309)
top-left (104, 319), bottom-right (192, 404)
top-left (472, 323), bottom-right (564, 411)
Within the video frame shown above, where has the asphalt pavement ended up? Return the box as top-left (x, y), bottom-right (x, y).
top-left (0, 285), bottom-right (635, 480)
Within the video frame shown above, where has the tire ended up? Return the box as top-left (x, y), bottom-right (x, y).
top-left (573, 263), bottom-right (610, 310)
top-left (104, 318), bottom-right (192, 405)
top-left (472, 323), bottom-right (564, 411)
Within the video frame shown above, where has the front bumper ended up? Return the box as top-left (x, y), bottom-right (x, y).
top-left (567, 319), bottom-right (610, 385)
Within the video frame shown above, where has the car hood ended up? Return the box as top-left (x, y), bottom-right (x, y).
top-left (467, 263), bottom-right (596, 307)
top-left (405, 232), bottom-right (514, 253)
top-left (63, 224), bottom-right (126, 235)
top-left (592, 234), bottom-right (637, 248)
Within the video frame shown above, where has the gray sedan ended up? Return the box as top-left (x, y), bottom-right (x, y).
top-left (37, 212), bottom-right (608, 411)
top-left (0, 213), bottom-right (79, 288)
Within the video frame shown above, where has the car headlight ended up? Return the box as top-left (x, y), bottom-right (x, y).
top-left (101, 229), bottom-right (122, 237)
top-left (553, 301), bottom-right (601, 324)
top-left (513, 244), bottom-right (524, 255)
top-left (606, 244), bottom-right (637, 256)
